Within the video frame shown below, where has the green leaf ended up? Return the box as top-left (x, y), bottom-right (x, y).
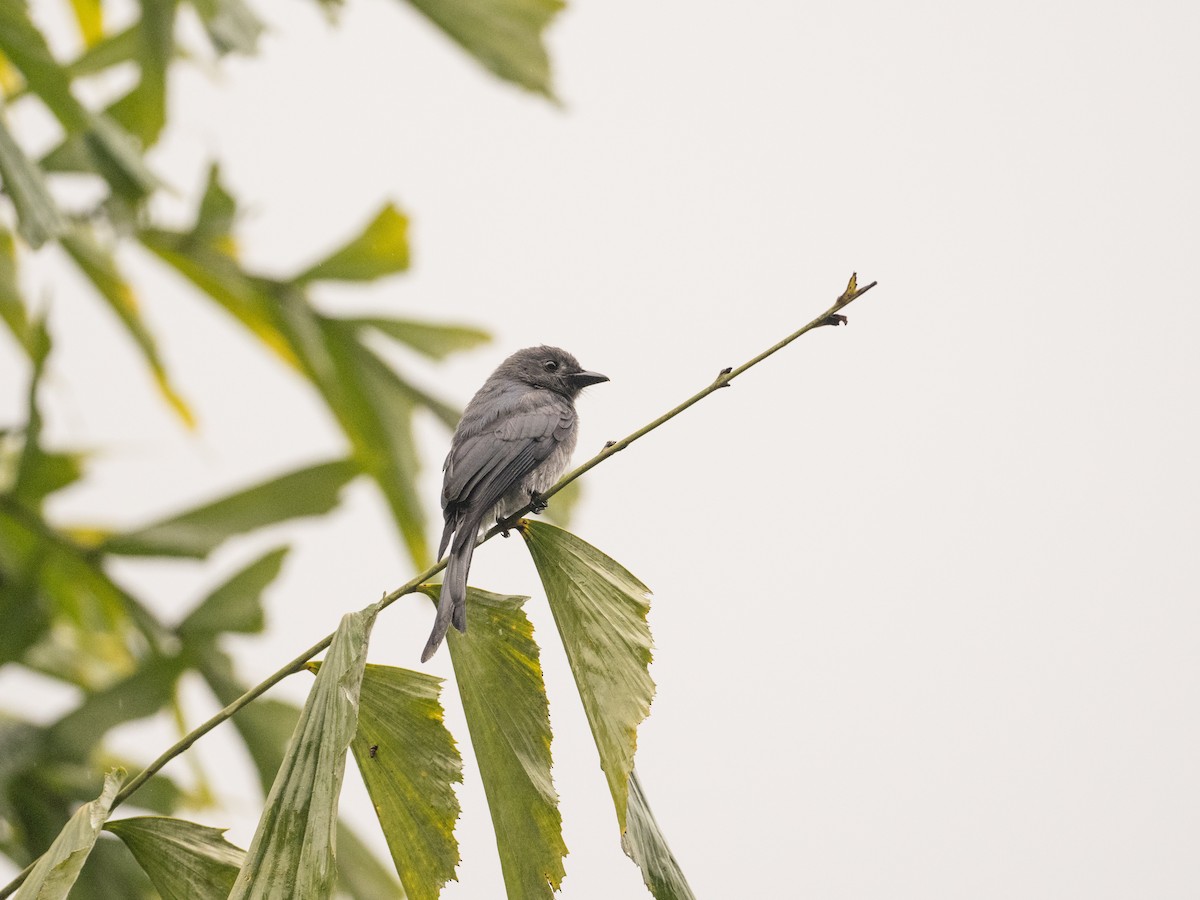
top-left (0, 567), bottom-right (50, 664)
top-left (178, 546), bottom-right (287, 639)
top-left (102, 459), bottom-right (358, 558)
top-left (522, 522), bottom-right (695, 898)
top-left (190, 0), bottom-right (264, 55)
top-left (228, 605), bottom-right (378, 899)
top-left (437, 586), bottom-right (566, 898)
top-left (621, 770), bottom-right (696, 900)
top-left (521, 521), bottom-right (654, 828)
top-left (12, 767), bottom-right (123, 900)
top-left (0, 116), bottom-right (66, 247)
top-left (296, 204), bottom-right (409, 284)
top-left (334, 821), bottom-right (406, 900)
top-left (61, 224), bottom-right (194, 426)
top-left (398, 0), bottom-right (563, 97)
top-left (106, 817), bottom-right (244, 900)
top-left (106, 0), bottom-right (177, 148)
top-left (351, 317), bottom-right (489, 360)
top-left (346, 664), bottom-right (462, 900)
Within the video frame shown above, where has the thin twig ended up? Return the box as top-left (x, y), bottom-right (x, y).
top-left (0, 274), bottom-right (875, 900)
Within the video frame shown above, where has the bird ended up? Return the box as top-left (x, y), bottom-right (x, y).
top-left (421, 345), bottom-right (609, 662)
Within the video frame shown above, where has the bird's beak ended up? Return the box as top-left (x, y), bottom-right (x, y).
top-left (569, 370), bottom-right (609, 387)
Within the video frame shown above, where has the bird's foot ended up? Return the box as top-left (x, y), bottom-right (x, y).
top-left (528, 491), bottom-right (548, 514)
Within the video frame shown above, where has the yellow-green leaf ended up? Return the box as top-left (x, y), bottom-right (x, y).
top-left (0, 117), bottom-right (65, 247)
top-left (351, 317), bottom-right (489, 360)
top-left (435, 585), bottom-right (566, 899)
top-left (296, 204), bottom-right (409, 284)
top-left (345, 664), bottom-right (462, 900)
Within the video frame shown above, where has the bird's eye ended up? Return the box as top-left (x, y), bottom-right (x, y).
top-left (543, 360), bottom-right (558, 372)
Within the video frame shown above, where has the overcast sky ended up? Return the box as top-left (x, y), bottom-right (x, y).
top-left (3, 0), bottom-right (1199, 897)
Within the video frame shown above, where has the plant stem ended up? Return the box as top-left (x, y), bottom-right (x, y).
top-left (0, 274), bottom-right (875, 900)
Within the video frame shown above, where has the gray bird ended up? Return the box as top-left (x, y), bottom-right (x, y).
top-left (421, 346), bottom-right (608, 662)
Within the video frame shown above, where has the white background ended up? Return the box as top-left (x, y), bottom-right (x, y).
top-left (2, 0), bottom-right (1199, 897)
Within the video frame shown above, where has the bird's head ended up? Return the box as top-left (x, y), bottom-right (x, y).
top-left (500, 346), bottom-right (609, 398)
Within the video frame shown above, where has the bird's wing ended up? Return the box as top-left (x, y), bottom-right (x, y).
top-left (442, 392), bottom-right (575, 518)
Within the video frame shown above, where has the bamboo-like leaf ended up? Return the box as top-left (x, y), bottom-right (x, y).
top-left (61, 224), bottom-right (193, 426)
top-left (397, 0), bottom-right (563, 97)
top-left (177, 546), bottom-right (287, 639)
top-left (345, 664), bottom-right (462, 900)
top-left (521, 521), bottom-right (654, 828)
top-left (522, 521), bottom-right (695, 898)
top-left (436, 585), bottom-right (566, 898)
top-left (351, 317), bottom-right (489, 360)
top-left (107, 0), bottom-right (176, 147)
top-left (228, 605), bottom-right (378, 900)
top-left (102, 459), bottom-right (358, 558)
top-left (0, 228), bottom-right (29, 345)
top-left (296, 204), bottom-right (409, 284)
top-left (12, 768), bottom-right (123, 900)
top-left (105, 817), bottom-right (244, 900)
top-left (0, 117), bottom-right (66, 247)
top-left (621, 770), bottom-right (696, 900)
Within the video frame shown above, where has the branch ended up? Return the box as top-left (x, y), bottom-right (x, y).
top-left (0, 273), bottom-right (876, 900)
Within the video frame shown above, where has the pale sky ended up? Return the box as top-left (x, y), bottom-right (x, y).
top-left (3, 0), bottom-right (1199, 897)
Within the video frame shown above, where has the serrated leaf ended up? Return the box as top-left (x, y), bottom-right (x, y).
top-left (103, 459), bottom-right (358, 558)
top-left (0, 116), bottom-right (66, 247)
top-left (13, 768), bottom-right (123, 900)
top-left (296, 205), bottom-right (409, 284)
top-left (522, 522), bottom-right (694, 898)
top-left (433, 585), bottom-right (566, 898)
top-left (61, 224), bottom-right (193, 426)
top-left (398, 0), bottom-right (563, 97)
top-left (521, 521), bottom-right (653, 828)
top-left (344, 664), bottom-right (462, 900)
top-left (105, 817), bottom-right (243, 900)
top-left (228, 605), bottom-right (378, 900)
top-left (178, 546), bottom-right (287, 639)
top-left (352, 317), bottom-right (489, 360)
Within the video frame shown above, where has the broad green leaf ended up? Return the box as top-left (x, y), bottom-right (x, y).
top-left (345, 664), bottom-right (462, 900)
top-left (398, 0), bottom-right (563, 97)
top-left (61, 224), bottom-right (194, 426)
top-left (106, 816), bottom-right (243, 900)
top-left (177, 546), bottom-right (287, 639)
top-left (438, 586), bottom-right (566, 898)
top-left (228, 605), bottom-right (378, 900)
top-left (334, 821), bottom-right (406, 900)
top-left (102, 459), bottom-right (358, 558)
top-left (296, 204), bottom-right (409, 284)
top-left (191, 0), bottom-right (264, 55)
top-left (621, 770), bottom-right (695, 900)
top-left (68, 0), bottom-right (103, 47)
top-left (522, 522), bottom-right (694, 898)
top-left (0, 116), bottom-right (66, 247)
top-left (521, 521), bottom-right (653, 828)
top-left (12, 767), bottom-right (123, 900)
top-left (351, 317), bottom-right (489, 360)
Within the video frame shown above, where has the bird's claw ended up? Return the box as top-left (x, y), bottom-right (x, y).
top-left (822, 313), bottom-right (849, 327)
top-left (528, 491), bottom-right (548, 514)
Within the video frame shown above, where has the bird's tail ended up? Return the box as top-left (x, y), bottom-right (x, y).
top-left (420, 524), bottom-right (478, 662)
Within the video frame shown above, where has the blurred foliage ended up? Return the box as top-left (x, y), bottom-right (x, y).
top-left (0, 2), bottom-right (695, 899)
